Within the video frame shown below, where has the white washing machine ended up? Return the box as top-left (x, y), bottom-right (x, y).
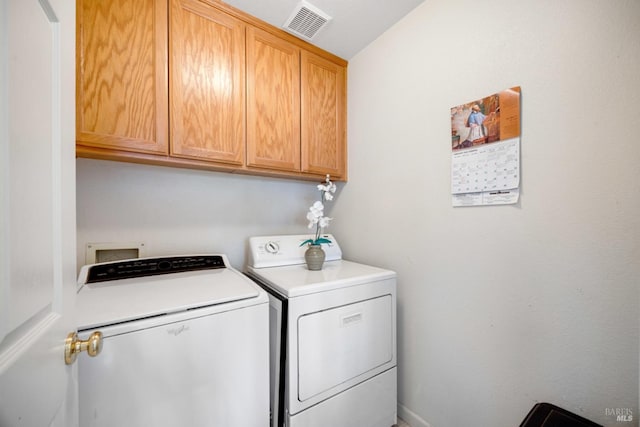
top-left (75, 255), bottom-right (269, 427)
top-left (245, 235), bottom-right (397, 427)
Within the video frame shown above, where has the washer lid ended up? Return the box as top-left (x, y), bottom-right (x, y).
top-left (76, 267), bottom-right (261, 331)
top-left (246, 259), bottom-right (396, 298)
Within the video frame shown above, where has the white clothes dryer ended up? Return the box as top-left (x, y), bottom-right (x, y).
top-left (75, 255), bottom-right (269, 427)
top-left (245, 235), bottom-right (397, 427)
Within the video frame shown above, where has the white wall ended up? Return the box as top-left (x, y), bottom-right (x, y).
top-left (76, 159), bottom-right (325, 269)
top-left (332, 0), bottom-right (639, 426)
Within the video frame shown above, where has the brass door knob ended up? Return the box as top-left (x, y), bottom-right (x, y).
top-left (64, 331), bottom-right (103, 365)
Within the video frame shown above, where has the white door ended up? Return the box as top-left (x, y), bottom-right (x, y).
top-left (0, 0), bottom-right (77, 426)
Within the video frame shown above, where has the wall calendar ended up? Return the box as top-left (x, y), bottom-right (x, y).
top-left (450, 87), bottom-right (521, 206)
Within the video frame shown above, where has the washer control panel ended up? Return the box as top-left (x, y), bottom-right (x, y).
top-left (85, 255), bottom-right (226, 283)
top-left (248, 234), bottom-right (342, 268)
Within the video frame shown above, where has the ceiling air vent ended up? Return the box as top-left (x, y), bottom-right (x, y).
top-left (283, 1), bottom-right (332, 41)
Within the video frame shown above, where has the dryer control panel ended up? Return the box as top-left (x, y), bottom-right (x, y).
top-left (248, 234), bottom-right (342, 268)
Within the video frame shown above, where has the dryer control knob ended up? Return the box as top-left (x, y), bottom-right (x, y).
top-left (265, 241), bottom-right (280, 254)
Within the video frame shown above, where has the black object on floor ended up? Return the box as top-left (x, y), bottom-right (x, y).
top-left (520, 403), bottom-right (603, 427)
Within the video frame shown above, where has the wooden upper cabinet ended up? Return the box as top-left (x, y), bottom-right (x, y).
top-left (246, 27), bottom-right (301, 172)
top-left (169, 0), bottom-right (245, 165)
top-left (301, 50), bottom-right (347, 179)
top-left (77, 0), bottom-right (347, 180)
top-left (76, 0), bottom-right (168, 154)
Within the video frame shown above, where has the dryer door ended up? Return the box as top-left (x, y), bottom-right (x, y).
top-left (297, 295), bottom-right (393, 401)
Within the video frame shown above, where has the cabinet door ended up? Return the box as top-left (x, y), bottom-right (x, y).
top-left (246, 27), bottom-right (300, 172)
top-left (76, 0), bottom-right (168, 154)
top-left (170, 0), bottom-right (245, 165)
top-left (301, 51), bottom-right (347, 179)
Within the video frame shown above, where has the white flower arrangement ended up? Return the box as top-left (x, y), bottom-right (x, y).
top-left (301, 175), bottom-right (337, 246)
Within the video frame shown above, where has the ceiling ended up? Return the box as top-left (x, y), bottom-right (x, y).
top-left (222, 0), bottom-right (426, 60)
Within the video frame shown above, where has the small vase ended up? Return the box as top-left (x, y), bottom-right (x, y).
top-left (304, 244), bottom-right (326, 271)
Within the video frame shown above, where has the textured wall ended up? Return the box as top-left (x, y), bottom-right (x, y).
top-left (332, 0), bottom-right (640, 426)
top-left (76, 159), bottom-right (319, 270)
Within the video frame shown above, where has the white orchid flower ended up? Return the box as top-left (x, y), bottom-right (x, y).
top-left (301, 175), bottom-right (338, 247)
top-left (317, 182), bottom-right (337, 194)
top-left (306, 211), bottom-right (318, 223)
top-left (318, 216), bottom-right (331, 228)
top-left (309, 201), bottom-right (323, 217)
